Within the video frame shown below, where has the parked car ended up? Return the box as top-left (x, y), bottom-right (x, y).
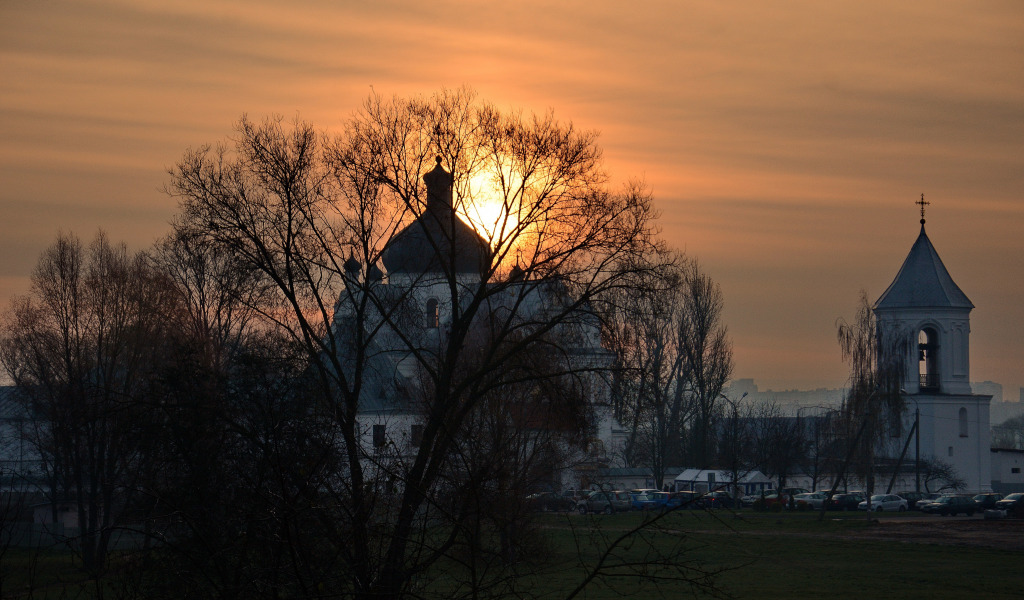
top-left (857, 494), bottom-right (908, 512)
top-left (752, 491), bottom-right (786, 510)
top-left (919, 495), bottom-right (976, 516)
top-left (741, 491), bottom-right (769, 508)
top-left (994, 492), bottom-right (1024, 516)
top-left (527, 492), bottom-right (577, 512)
top-left (666, 491), bottom-right (700, 510)
top-left (578, 490), bottom-right (632, 515)
top-left (793, 492), bottom-right (828, 510)
top-left (698, 491), bottom-right (736, 509)
top-left (762, 488), bottom-right (807, 509)
top-left (629, 489), bottom-right (660, 497)
top-left (825, 492), bottom-right (866, 511)
top-left (631, 491), bottom-right (670, 511)
top-left (560, 489), bottom-right (590, 503)
top-left (897, 491), bottom-right (929, 510)
top-left (973, 493), bottom-right (1003, 511)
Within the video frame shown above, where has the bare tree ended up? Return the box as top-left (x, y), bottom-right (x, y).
top-left (714, 393), bottom-right (753, 499)
top-left (748, 401), bottom-right (805, 494)
top-left (599, 253), bottom-right (688, 487)
top-left (0, 232), bottom-right (176, 575)
top-left (796, 408), bottom-right (841, 492)
top-left (992, 415), bottom-right (1024, 450)
top-left (123, 230), bottom-right (323, 598)
top-left (678, 260), bottom-right (734, 468)
top-left (919, 458), bottom-right (967, 494)
top-left (600, 254), bottom-right (733, 486)
top-left (165, 88), bottom-right (666, 599)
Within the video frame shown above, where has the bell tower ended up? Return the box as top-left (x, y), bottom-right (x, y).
top-left (874, 196), bottom-right (973, 395)
top-left (873, 197), bottom-right (991, 492)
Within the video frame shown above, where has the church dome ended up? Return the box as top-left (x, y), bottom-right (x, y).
top-left (382, 158), bottom-right (490, 275)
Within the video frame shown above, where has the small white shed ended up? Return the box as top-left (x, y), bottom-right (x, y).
top-left (673, 468), bottom-right (773, 496)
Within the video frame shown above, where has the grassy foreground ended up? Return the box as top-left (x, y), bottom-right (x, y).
top-left (509, 510), bottom-right (1023, 599)
top-left (3, 511), bottom-right (1021, 598)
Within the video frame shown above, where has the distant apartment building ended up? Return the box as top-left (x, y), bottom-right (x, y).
top-left (724, 378), bottom-right (845, 415)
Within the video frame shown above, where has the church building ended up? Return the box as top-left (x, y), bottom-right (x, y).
top-left (873, 199), bottom-right (991, 492)
top-left (334, 157), bottom-right (623, 490)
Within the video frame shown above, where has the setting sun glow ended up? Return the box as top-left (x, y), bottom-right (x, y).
top-left (459, 168), bottom-right (521, 256)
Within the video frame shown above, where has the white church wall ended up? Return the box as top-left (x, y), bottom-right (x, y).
top-left (903, 394), bottom-right (991, 493)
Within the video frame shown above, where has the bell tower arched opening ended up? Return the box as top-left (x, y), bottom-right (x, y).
top-left (918, 327), bottom-right (939, 392)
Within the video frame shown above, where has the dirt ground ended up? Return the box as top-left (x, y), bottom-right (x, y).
top-left (843, 517), bottom-right (1024, 551)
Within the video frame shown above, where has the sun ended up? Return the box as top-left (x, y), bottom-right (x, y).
top-left (460, 169), bottom-right (521, 247)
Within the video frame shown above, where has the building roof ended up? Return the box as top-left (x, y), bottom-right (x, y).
top-left (874, 225), bottom-right (973, 310)
top-left (674, 468), bottom-right (771, 484)
top-left (382, 159), bottom-right (490, 275)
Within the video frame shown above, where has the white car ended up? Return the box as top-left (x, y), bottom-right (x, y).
top-left (793, 492), bottom-right (828, 510)
top-left (857, 494), bottom-right (908, 512)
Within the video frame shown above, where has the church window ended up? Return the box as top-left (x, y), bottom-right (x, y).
top-left (1012, 468), bottom-right (1021, 474)
top-left (426, 298), bottom-right (439, 329)
top-left (373, 424), bottom-right (386, 448)
top-left (959, 407), bottom-right (968, 438)
top-left (410, 424), bottom-right (424, 447)
top-left (948, 446), bottom-right (954, 457)
top-left (918, 328), bottom-right (939, 391)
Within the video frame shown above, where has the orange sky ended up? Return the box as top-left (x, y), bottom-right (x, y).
top-left (2, 0), bottom-right (1022, 395)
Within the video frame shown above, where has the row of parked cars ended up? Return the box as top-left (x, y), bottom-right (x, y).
top-left (527, 488), bottom-right (1024, 516)
top-left (576, 489), bottom-right (722, 514)
top-left (526, 489), bottom-right (727, 514)
top-left (777, 490), bottom-right (1024, 515)
top-left (922, 492), bottom-right (1024, 516)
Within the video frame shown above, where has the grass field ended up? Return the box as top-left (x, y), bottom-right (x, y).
top-left (3, 511), bottom-right (1021, 598)
top-left (513, 510), bottom-right (1024, 599)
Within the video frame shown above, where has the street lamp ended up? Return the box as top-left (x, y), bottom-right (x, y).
top-left (719, 392), bottom-right (747, 499)
top-left (900, 389), bottom-right (921, 493)
top-left (797, 405), bottom-right (829, 491)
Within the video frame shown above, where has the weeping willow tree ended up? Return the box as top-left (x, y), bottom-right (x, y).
top-left (833, 291), bottom-right (909, 509)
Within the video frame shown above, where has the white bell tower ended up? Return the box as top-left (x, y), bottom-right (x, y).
top-left (873, 197), bottom-right (991, 493)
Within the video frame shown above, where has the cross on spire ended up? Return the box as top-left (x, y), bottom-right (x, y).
top-left (917, 193), bottom-right (930, 225)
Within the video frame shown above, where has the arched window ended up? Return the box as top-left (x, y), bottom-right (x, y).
top-left (918, 328), bottom-right (939, 391)
top-left (959, 407), bottom-right (968, 438)
top-left (426, 298), bottom-right (439, 329)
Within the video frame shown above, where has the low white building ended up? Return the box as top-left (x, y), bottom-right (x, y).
top-left (673, 468), bottom-right (773, 496)
top-left (990, 448), bottom-right (1024, 494)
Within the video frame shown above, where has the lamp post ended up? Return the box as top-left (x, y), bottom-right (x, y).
top-left (797, 405), bottom-right (827, 491)
top-left (902, 391), bottom-right (921, 493)
top-left (719, 392), bottom-right (747, 499)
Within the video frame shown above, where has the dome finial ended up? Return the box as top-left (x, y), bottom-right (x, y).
top-left (917, 193), bottom-right (930, 225)
top-left (423, 155), bottom-right (453, 209)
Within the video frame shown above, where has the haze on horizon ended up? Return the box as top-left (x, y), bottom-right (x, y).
top-left (1, 0), bottom-right (1022, 395)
